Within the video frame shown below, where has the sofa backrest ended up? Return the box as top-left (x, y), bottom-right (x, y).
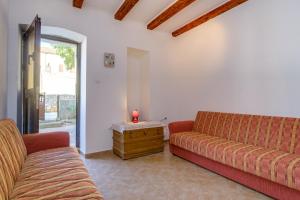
top-left (193, 111), bottom-right (300, 154)
top-left (0, 119), bottom-right (27, 200)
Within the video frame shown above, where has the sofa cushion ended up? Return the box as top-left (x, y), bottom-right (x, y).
top-left (0, 119), bottom-right (27, 200)
top-left (193, 111), bottom-right (300, 154)
top-left (170, 132), bottom-right (300, 191)
top-left (10, 147), bottom-right (103, 200)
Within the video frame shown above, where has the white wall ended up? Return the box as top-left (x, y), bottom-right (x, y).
top-left (154, 0), bottom-right (300, 123)
top-left (7, 0), bottom-right (300, 153)
top-left (0, 0), bottom-right (8, 119)
top-left (7, 0), bottom-right (172, 154)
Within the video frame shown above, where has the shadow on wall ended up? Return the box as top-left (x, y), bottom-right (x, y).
top-left (0, 0), bottom-right (8, 119)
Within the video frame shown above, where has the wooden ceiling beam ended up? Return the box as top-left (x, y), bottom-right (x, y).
top-left (147, 0), bottom-right (196, 30)
top-left (115, 0), bottom-right (140, 21)
top-left (73, 0), bottom-right (84, 9)
top-left (172, 0), bottom-right (248, 37)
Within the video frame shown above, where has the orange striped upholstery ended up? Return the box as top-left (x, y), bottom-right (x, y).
top-left (0, 119), bottom-right (27, 200)
top-left (170, 132), bottom-right (300, 191)
top-left (193, 112), bottom-right (300, 154)
top-left (0, 119), bottom-right (103, 200)
top-left (10, 147), bottom-right (103, 200)
top-left (170, 111), bottom-right (300, 191)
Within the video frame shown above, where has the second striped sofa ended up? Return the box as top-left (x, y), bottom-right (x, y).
top-left (169, 111), bottom-right (300, 200)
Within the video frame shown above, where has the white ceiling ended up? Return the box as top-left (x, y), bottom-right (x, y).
top-left (85, 0), bottom-right (229, 33)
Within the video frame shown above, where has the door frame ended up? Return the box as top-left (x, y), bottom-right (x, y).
top-left (41, 34), bottom-right (82, 148)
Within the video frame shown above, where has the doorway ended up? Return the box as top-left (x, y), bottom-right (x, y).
top-left (38, 36), bottom-right (80, 147)
top-left (21, 16), bottom-right (81, 148)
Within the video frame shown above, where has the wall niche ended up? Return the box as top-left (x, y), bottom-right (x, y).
top-left (127, 47), bottom-right (150, 122)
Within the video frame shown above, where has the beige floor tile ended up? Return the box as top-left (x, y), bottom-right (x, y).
top-left (82, 144), bottom-right (273, 200)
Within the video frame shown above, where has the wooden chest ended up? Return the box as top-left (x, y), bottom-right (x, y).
top-left (113, 127), bottom-right (164, 159)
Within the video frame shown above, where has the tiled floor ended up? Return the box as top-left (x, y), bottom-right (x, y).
top-left (82, 144), bottom-right (272, 200)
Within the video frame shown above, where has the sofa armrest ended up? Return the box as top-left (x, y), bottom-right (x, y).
top-left (168, 121), bottom-right (194, 135)
top-left (22, 132), bottom-right (70, 154)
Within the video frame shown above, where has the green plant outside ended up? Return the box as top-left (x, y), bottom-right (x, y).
top-left (54, 45), bottom-right (76, 70)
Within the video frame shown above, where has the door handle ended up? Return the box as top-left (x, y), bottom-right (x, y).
top-left (28, 53), bottom-right (35, 65)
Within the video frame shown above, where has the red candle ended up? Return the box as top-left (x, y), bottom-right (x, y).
top-left (132, 110), bottom-right (139, 123)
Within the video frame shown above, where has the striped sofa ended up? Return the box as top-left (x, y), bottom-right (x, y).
top-left (0, 119), bottom-right (103, 200)
top-left (169, 111), bottom-right (300, 200)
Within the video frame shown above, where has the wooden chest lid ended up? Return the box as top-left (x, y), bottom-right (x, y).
top-left (112, 121), bottom-right (165, 133)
